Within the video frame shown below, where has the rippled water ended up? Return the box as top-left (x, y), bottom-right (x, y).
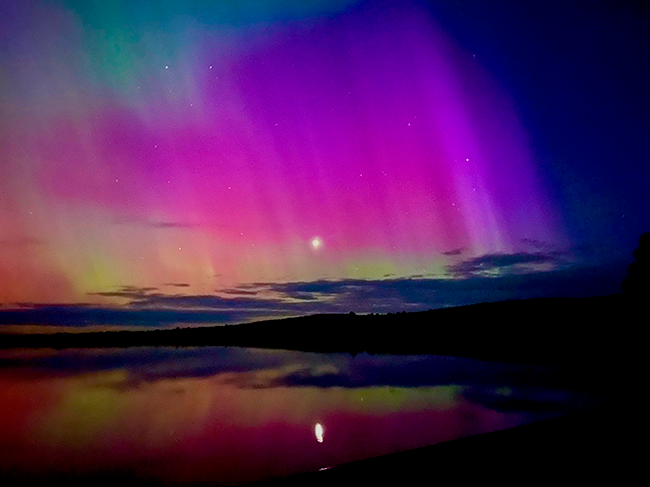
top-left (0, 347), bottom-right (595, 485)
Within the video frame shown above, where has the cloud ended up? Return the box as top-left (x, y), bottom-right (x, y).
top-left (0, 256), bottom-right (625, 329)
top-left (113, 217), bottom-right (201, 229)
top-left (0, 305), bottom-right (255, 327)
top-left (442, 248), bottom-right (464, 256)
top-left (219, 289), bottom-right (261, 296)
top-left (149, 221), bottom-right (200, 229)
top-left (447, 252), bottom-right (559, 278)
top-left (88, 285), bottom-right (159, 300)
top-left (520, 238), bottom-right (555, 250)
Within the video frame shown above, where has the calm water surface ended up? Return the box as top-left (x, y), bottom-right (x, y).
top-left (0, 346), bottom-right (595, 485)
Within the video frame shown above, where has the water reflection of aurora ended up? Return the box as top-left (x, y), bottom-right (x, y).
top-left (0, 347), bottom-right (595, 484)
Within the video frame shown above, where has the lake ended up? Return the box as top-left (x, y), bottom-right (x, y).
top-left (0, 346), bottom-right (597, 485)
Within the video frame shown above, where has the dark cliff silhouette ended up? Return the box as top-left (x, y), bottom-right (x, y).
top-left (622, 232), bottom-right (649, 299)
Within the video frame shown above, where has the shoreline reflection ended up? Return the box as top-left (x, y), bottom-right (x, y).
top-left (0, 347), bottom-right (597, 485)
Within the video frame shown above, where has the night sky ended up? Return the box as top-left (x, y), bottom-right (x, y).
top-left (1, 0), bottom-right (648, 330)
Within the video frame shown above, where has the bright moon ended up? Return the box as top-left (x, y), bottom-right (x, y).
top-left (311, 237), bottom-right (322, 249)
top-left (315, 423), bottom-right (324, 443)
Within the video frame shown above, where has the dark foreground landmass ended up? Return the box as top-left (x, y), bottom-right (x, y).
top-left (0, 295), bottom-right (638, 366)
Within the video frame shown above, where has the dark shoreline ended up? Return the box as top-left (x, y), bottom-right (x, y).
top-left (259, 403), bottom-right (627, 486)
top-left (0, 405), bottom-right (626, 487)
top-left (0, 295), bottom-right (635, 366)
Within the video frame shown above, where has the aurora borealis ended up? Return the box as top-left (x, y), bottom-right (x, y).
top-left (1, 0), bottom-right (648, 327)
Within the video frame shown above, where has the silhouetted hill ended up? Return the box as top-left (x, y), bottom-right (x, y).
top-left (0, 295), bottom-right (636, 367)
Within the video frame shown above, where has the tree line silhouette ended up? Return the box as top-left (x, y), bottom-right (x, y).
top-left (622, 232), bottom-right (649, 299)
